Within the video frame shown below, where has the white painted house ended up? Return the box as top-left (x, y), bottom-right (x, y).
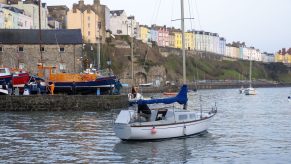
top-left (110, 10), bottom-right (138, 37)
top-left (11, 1), bottom-right (49, 29)
top-left (242, 47), bottom-right (262, 62)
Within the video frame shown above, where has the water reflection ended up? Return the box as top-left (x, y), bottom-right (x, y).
top-left (113, 132), bottom-right (217, 164)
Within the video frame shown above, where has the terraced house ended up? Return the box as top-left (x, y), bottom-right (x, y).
top-left (0, 5), bottom-right (33, 29)
top-left (9, 0), bottom-right (49, 29)
top-left (275, 48), bottom-right (291, 64)
top-left (67, 0), bottom-right (108, 43)
top-left (139, 25), bottom-right (150, 44)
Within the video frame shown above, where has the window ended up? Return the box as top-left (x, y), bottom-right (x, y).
top-left (178, 114), bottom-right (188, 121)
top-left (88, 16), bottom-right (90, 21)
top-left (59, 47), bottom-right (65, 52)
top-left (0, 46), bottom-right (3, 52)
top-left (0, 69), bottom-right (6, 73)
top-left (190, 114), bottom-right (196, 119)
top-left (18, 47), bottom-right (24, 52)
top-left (88, 23), bottom-right (90, 28)
top-left (40, 47), bottom-right (45, 52)
top-left (88, 31), bottom-right (91, 36)
top-left (59, 63), bottom-right (66, 71)
top-left (19, 63), bottom-right (25, 70)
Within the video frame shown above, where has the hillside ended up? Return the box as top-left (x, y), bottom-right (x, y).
top-left (84, 37), bottom-right (291, 84)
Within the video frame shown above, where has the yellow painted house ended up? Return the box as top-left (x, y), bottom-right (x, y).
top-left (275, 53), bottom-right (291, 64)
top-left (139, 25), bottom-right (150, 43)
top-left (67, 6), bottom-right (100, 43)
top-left (185, 32), bottom-right (195, 50)
top-left (3, 9), bottom-right (13, 29)
top-left (275, 53), bottom-right (284, 63)
top-left (173, 31), bottom-right (182, 49)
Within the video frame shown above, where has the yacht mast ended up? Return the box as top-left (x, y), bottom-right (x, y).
top-left (249, 58), bottom-right (252, 88)
top-left (181, 0), bottom-right (186, 84)
top-left (38, 0), bottom-right (43, 64)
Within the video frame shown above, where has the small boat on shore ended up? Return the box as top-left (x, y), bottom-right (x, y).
top-left (37, 65), bottom-right (117, 95)
top-left (0, 67), bottom-right (46, 94)
top-left (0, 68), bottom-right (30, 88)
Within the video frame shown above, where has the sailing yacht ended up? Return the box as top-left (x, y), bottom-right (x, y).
top-left (113, 0), bottom-right (217, 140)
top-left (245, 58), bottom-right (256, 95)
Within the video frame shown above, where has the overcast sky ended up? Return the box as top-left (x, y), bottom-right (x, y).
top-left (46, 0), bottom-right (291, 53)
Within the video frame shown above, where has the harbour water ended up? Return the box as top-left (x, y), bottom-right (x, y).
top-left (0, 87), bottom-right (291, 163)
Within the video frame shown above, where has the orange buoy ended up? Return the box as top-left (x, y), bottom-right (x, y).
top-left (151, 127), bottom-right (157, 134)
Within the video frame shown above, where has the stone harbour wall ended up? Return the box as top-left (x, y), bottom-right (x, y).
top-left (0, 95), bottom-right (128, 111)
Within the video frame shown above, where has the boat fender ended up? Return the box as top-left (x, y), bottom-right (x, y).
top-left (183, 125), bottom-right (187, 136)
top-left (151, 127), bottom-right (157, 134)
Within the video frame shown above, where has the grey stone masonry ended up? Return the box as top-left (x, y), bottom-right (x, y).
top-left (0, 95), bottom-right (128, 111)
top-left (0, 44), bottom-right (82, 74)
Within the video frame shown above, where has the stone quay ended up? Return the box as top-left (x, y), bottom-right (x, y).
top-left (0, 95), bottom-right (128, 112)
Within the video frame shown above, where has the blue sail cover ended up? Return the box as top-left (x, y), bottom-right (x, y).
top-left (137, 85), bottom-right (188, 105)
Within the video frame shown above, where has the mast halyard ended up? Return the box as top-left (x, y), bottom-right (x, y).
top-left (181, 0), bottom-right (186, 85)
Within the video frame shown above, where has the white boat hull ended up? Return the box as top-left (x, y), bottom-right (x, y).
top-left (245, 87), bottom-right (256, 95)
top-left (0, 88), bottom-right (8, 95)
top-left (114, 111), bottom-right (215, 140)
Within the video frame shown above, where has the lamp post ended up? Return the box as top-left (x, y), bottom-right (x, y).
top-left (90, 45), bottom-right (94, 68)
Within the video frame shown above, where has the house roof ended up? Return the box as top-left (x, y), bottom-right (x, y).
top-left (0, 29), bottom-right (82, 44)
top-left (3, 6), bottom-right (24, 14)
top-left (110, 10), bottom-right (124, 16)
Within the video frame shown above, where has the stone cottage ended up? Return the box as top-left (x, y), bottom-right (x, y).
top-left (0, 29), bottom-right (83, 74)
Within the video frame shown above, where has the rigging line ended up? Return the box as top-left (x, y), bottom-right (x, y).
top-left (150, 0), bottom-right (160, 25)
top-left (153, 0), bottom-right (162, 25)
top-left (194, 0), bottom-right (202, 30)
top-left (170, 0), bottom-right (175, 27)
top-left (54, 32), bottom-right (63, 62)
top-left (188, 0), bottom-right (193, 30)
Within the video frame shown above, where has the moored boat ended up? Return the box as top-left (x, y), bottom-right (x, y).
top-left (114, 0), bottom-right (217, 141)
top-left (114, 85), bottom-right (217, 140)
top-left (37, 65), bottom-right (117, 95)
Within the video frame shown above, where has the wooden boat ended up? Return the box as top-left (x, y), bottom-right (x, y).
top-left (37, 65), bottom-right (116, 95)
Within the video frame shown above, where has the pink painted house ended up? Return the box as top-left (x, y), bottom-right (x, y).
top-left (157, 25), bottom-right (169, 47)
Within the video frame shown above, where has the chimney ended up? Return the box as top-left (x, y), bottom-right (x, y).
top-left (282, 48), bottom-right (286, 55)
top-left (94, 0), bottom-right (100, 5)
top-left (79, 0), bottom-right (84, 6)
